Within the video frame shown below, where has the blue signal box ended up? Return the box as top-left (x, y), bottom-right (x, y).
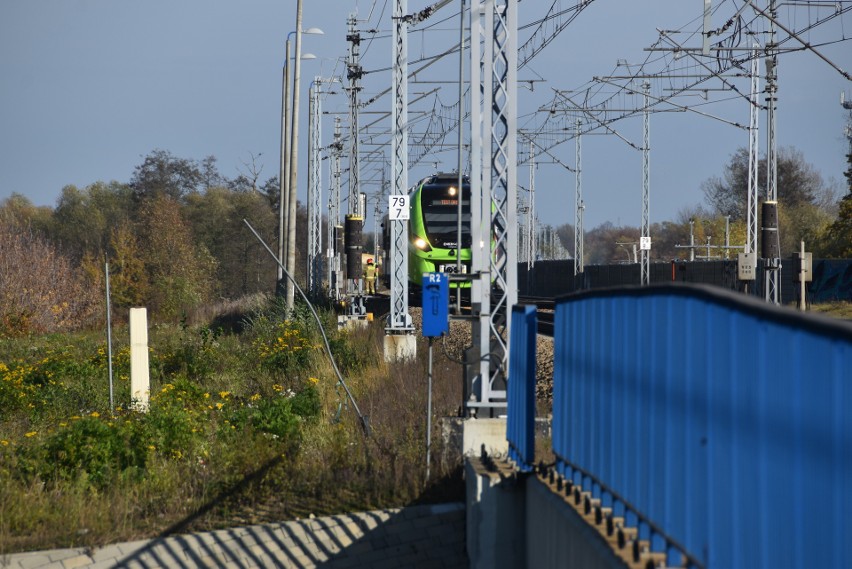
top-left (422, 272), bottom-right (449, 337)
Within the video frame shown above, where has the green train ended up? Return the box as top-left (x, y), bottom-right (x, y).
top-left (381, 173), bottom-right (472, 289)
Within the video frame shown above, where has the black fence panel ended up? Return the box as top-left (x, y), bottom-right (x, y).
top-left (519, 258), bottom-right (852, 304)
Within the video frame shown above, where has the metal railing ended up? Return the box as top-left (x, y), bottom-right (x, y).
top-left (548, 283), bottom-right (852, 568)
top-left (506, 304), bottom-right (537, 471)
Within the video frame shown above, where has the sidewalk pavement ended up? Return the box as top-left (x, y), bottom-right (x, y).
top-left (1, 503), bottom-right (467, 569)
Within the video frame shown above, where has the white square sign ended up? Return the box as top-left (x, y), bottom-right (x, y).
top-left (388, 195), bottom-right (409, 220)
top-left (640, 236), bottom-right (651, 251)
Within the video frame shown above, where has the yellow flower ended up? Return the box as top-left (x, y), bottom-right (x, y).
top-left (308, 377), bottom-right (319, 385)
top-left (215, 402), bottom-right (224, 410)
top-left (0, 440), bottom-right (9, 446)
top-left (218, 391), bottom-right (230, 399)
top-left (24, 431), bottom-right (37, 438)
top-left (89, 411), bottom-right (100, 418)
top-left (250, 393), bottom-right (261, 402)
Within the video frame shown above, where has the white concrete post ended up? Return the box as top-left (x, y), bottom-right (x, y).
top-left (129, 307), bottom-right (150, 411)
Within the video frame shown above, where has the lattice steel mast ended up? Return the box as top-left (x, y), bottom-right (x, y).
top-left (747, 46), bottom-right (760, 257)
top-left (640, 81), bottom-right (651, 286)
top-left (764, 0), bottom-right (780, 304)
top-left (469, 0), bottom-right (517, 414)
top-left (574, 118), bottom-right (583, 275)
top-left (328, 117), bottom-right (343, 299)
top-left (388, 0), bottom-right (415, 336)
top-left (307, 77), bottom-right (323, 297)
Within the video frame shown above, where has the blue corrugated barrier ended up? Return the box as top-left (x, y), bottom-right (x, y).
top-left (507, 304), bottom-right (537, 471)
top-left (550, 283), bottom-right (852, 569)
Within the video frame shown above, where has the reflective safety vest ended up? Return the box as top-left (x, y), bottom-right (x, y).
top-left (364, 264), bottom-right (377, 280)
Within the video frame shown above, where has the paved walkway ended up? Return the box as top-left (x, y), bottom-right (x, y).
top-left (1, 503), bottom-right (467, 569)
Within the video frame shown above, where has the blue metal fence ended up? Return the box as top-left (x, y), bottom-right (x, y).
top-left (550, 284), bottom-right (852, 569)
top-left (507, 304), bottom-right (537, 471)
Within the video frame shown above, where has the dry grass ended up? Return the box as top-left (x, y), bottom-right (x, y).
top-left (809, 301), bottom-right (852, 320)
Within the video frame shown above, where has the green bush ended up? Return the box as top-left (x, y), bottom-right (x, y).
top-left (35, 416), bottom-right (148, 489)
top-left (230, 385), bottom-right (320, 441)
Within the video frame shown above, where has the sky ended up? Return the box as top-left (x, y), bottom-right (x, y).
top-left (1, 0), bottom-right (850, 233)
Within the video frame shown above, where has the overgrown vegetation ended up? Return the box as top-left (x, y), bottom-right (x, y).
top-left (0, 297), bottom-right (464, 555)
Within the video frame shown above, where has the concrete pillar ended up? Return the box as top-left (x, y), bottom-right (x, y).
top-left (129, 307), bottom-right (150, 412)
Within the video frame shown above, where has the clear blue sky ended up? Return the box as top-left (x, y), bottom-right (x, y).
top-left (1, 1), bottom-right (850, 230)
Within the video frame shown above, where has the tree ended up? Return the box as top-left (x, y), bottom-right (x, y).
top-left (701, 146), bottom-right (829, 221)
top-left (820, 132), bottom-right (852, 258)
top-left (130, 149), bottom-right (205, 201)
top-left (81, 225), bottom-right (150, 312)
top-left (51, 181), bottom-right (134, 260)
top-left (0, 220), bottom-right (101, 336)
top-left (184, 187), bottom-right (277, 298)
top-left (0, 193), bottom-right (53, 235)
top-left (137, 195), bottom-right (217, 318)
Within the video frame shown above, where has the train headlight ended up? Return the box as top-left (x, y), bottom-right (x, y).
top-left (448, 186), bottom-right (457, 196)
top-left (413, 237), bottom-right (432, 252)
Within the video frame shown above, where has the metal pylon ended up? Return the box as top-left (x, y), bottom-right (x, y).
top-left (764, 0), bottom-right (781, 305)
top-left (469, 0), bottom-right (517, 413)
top-left (307, 77), bottom-right (322, 297)
top-left (640, 81), bottom-right (651, 286)
top-left (328, 118), bottom-right (342, 298)
top-left (747, 46), bottom-right (760, 256)
top-left (574, 118), bottom-right (583, 275)
top-left (347, 14), bottom-right (362, 218)
top-left (388, 0), bottom-right (414, 333)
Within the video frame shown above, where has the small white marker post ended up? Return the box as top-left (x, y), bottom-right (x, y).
top-left (129, 308), bottom-right (150, 411)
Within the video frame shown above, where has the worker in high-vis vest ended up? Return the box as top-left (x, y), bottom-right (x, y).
top-left (364, 258), bottom-right (378, 294)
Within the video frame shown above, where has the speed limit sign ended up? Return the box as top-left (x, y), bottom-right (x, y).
top-left (388, 195), bottom-right (410, 220)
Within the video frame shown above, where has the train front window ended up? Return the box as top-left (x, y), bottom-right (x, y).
top-left (420, 185), bottom-right (471, 248)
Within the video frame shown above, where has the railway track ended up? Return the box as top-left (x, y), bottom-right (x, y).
top-left (365, 292), bottom-right (557, 336)
top-left (518, 295), bottom-right (555, 337)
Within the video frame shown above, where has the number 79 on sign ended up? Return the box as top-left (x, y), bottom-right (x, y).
top-left (388, 195), bottom-right (410, 220)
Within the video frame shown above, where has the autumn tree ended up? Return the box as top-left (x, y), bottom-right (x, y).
top-left (0, 221), bottom-right (101, 336)
top-left (701, 146), bottom-right (840, 255)
top-left (137, 194), bottom-right (217, 318)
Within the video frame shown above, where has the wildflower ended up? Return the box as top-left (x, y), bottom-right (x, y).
top-left (308, 377), bottom-right (319, 385)
top-left (219, 391), bottom-right (230, 399)
top-left (250, 393), bottom-right (261, 402)
top-left (215, 402), bottom-right (224, 410)
top-left (24, 431), bottom-right (37, 438)
top-left (89, 411), bottom-right (100, 418)
top-left (272, 384), bottom-right (283, 392)
top-left (1, 440), bottom-right (9, 446)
